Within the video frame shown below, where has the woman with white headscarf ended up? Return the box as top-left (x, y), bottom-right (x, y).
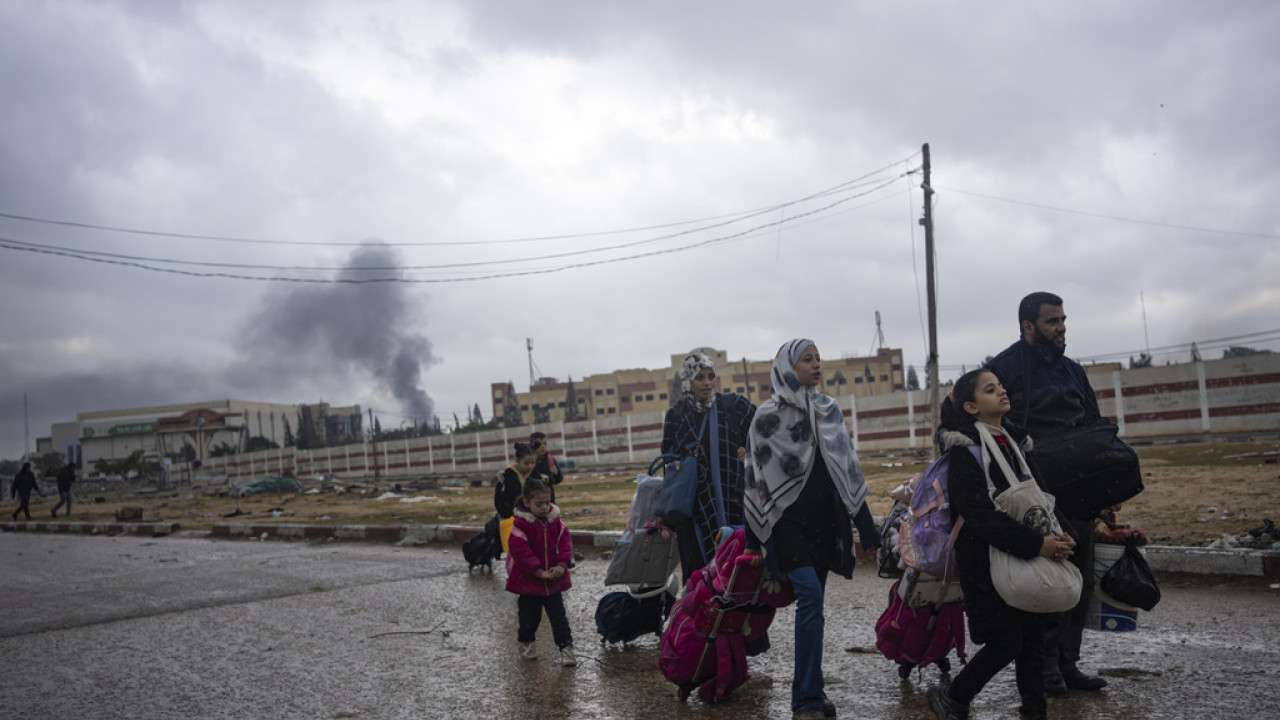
top-left (744, 339), bottom-right (881, 720)
top-left (660, 351), bottom-right (757, 583)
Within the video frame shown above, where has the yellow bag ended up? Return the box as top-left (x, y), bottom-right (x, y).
top-left (500, 516), bottom-right (515, 553)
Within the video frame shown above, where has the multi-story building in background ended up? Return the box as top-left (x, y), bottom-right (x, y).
top-left (76, 400), bottom-right (302, 467)
top-left (491, 347), bottom-right (906, 427)
top-left (298, 403), bottom-right (364, 447)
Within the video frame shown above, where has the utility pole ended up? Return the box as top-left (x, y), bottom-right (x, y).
top-left (368, 408), bottom-right (379, 481)
top-left (742, 357), bottom-right (751, 402)
top-left (921, 143), bottom-right (941, 447)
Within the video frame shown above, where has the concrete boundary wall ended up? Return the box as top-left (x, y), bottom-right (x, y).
top-left (196, 354), bottom-right (1279, 482)
top-left (1, 521), bottom-right (181, 536)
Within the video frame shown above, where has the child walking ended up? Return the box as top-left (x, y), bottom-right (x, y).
top-left (505, 477), bottom-right (578, 666)
top-left (927, 369), bottom-right (1078, 720)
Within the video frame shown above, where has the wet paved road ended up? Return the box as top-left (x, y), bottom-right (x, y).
top-left (1, 531), bottom-right (1277, 719)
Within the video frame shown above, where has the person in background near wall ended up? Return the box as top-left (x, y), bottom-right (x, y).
top-left (743, 339), bottom-right (881, 720)
top-left (11, 462), bottom-right (43, 521)
top-left (495, 442), bottom-right (536, 520)
top-left (51, 461), bottom-right (76, 518)
top-left (529, 431), bottom-right (564, 503)
top-left (659, 351), bottom-right (757, 583)
top-left (985, 291), bottom-right (1109, 696)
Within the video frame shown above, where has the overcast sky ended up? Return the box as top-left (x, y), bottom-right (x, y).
top-left (3, 1), bottom-right (1278, 460)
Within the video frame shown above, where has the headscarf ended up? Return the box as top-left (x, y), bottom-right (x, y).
top-left (680, 352), bottom-right (717, 412)
top-left (745, 338), bottom-right (869, 544)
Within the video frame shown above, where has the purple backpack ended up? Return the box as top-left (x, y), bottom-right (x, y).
top-left (898, 446), bottom-right (980, 580)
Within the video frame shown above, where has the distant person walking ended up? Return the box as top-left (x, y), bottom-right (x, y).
top-left (530, 431), bottom-right (564, 503)
top-left (11, 462), bottom-right (43, 521)
top-left (51, 462), bottom-right (76, 518)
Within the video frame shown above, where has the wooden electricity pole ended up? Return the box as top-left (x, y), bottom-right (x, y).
top-left (922, 143), bottom-right (941, 445)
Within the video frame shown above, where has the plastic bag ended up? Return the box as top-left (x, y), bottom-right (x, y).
top-left (1100, 536), bottom-right (1160, 611)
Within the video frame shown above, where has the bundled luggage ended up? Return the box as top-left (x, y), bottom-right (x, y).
top-left (874, 460), bottom-right (968, 679)
top-left (659, 528), bottom-right (794, 704)
top-left (604, 474), bottom-right (679, 587)
top-left (875, 575), bottom-right (967, 679)
top-left (596, 586), bottom-right (676, 644)
top-left (596, 473), bottom-right (680, 645)
top-left (877, 499), bottom-right (910, 578)
top-left (462, 514), bottom-right (503, 572)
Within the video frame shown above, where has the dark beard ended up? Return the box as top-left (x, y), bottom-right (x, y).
top-left (1033, 328), bottom-right (1066, 361)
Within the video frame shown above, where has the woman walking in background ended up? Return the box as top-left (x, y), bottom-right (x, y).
top-left (660, 351), bottom-right (756, 582)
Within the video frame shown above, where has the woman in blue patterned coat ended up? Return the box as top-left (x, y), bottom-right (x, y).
top-left (660, 352), bottom-right (756, 582)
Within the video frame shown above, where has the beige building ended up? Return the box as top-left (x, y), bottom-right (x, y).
top-left (77, 400), bottom-right (301, 467)
top-left (491, 347), bottom-right (906, 426)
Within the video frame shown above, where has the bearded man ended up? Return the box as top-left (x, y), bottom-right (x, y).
top-left (985, 291), bottom-right (1109, 697)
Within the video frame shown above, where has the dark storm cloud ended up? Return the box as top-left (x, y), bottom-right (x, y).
top-left (0, 357), bottom-right (219, 459)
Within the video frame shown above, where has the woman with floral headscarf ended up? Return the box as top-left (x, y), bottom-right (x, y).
top-left (743, 339), bottom-right (881, 720)
top-left (660, 351), bottom-right (756, 583)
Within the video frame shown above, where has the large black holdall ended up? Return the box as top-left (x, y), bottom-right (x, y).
top-left (1032, 422), bottom-right (1144, 517)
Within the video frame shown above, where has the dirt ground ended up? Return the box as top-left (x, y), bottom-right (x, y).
top-left (14, 437), bottom-right (1280, 547)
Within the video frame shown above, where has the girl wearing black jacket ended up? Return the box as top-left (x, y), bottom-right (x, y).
top-left (495, 443), bottom-right (536, 520)
top-left (927, 369), bottom-right (1078, 720)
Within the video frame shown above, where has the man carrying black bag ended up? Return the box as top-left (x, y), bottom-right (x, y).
top-left (986, 292), bottom-right (1142, 698)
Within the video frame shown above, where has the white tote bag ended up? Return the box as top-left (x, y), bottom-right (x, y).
top-left (978, 425), bottom-right (1083, 614)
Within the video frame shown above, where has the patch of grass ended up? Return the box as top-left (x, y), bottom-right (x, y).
top-left (1135, 440), bottom-right (1280, 468)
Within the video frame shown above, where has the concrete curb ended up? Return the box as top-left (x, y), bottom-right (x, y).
top-left (209, 522), bottom-right (624, 549)
top-left (8, 520), bottom-right (1278, 577)
top-left (1142, 545), bottom-right (1280, 577)
top-left (1, 520), bottom-right (181, 537)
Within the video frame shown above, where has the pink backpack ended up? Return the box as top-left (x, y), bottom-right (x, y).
top-left (875, 580), bottom-right (967, 675)
top-left (898, 446), bottom-right (980, 580)
top-left (658, 528), bottom-right (792, 703)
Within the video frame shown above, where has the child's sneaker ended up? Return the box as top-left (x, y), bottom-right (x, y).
top-left (519, 642), bottom-right (537, 660)
top-left (558, 645), bottom-right (578, 667)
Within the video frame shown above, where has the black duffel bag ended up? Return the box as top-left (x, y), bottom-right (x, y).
top-left (1032, 422), bottom-right (1144, 517)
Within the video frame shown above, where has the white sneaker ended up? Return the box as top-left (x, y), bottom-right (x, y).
top-left (559, 645), bottom-right (578, 667)
top-left (519, 642), bottom-right (537, 660)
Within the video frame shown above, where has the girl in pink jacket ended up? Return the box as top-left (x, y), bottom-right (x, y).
top-left (505, 477), bottom-right (577, 666)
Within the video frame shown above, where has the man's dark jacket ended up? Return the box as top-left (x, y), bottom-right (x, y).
top-left (985, 339), bottom-right (1101, 437)
top-left (56, 464), bottom-right (76, 493)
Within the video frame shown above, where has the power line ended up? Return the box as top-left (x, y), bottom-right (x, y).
top-left (0, 171), bottom-right (912, 282)
top-left (941, 187), bottom-right (1280, 240)
top-left (0, 152), bottom-right (920, 249)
